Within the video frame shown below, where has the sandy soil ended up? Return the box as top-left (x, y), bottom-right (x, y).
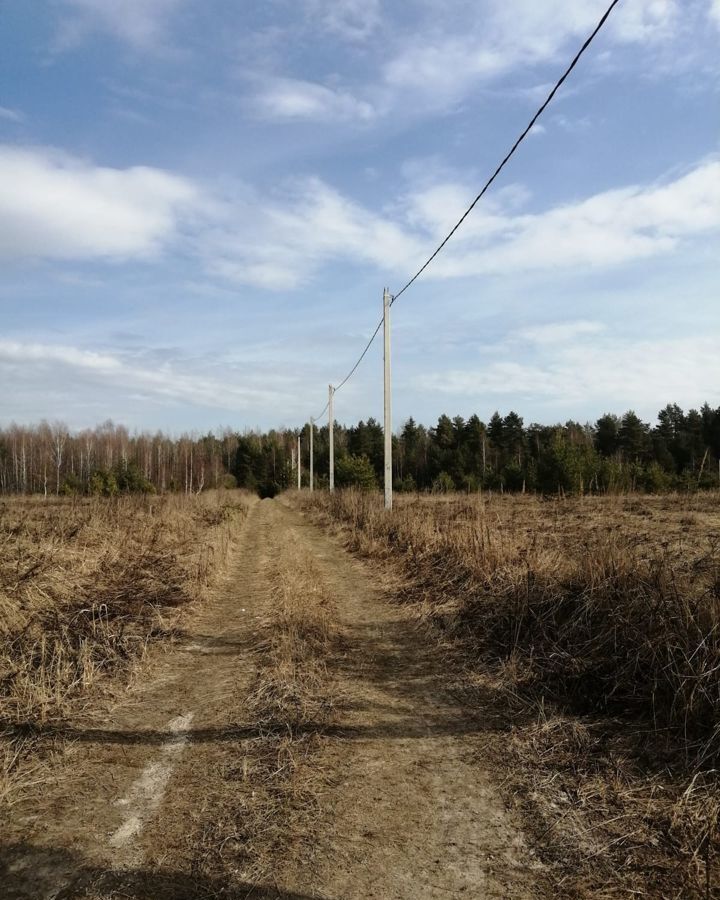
top-left (0, 499), bottom-right (543, 899)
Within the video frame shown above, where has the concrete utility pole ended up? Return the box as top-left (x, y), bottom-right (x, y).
top-left (328, 384), bottom-right (335, 492)
top-left (297, 435), bottom-right (301, 490)
top-left (309, 418), bottom-right (314, 493)
top-left (383, 287), bottom-right (392, 511)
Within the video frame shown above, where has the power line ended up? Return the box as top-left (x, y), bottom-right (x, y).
top-left (311, 0), bottom-right (621, 417)
top-left (335, 318), bottom-right (383, 392)
top-left (312, 400), bottom-right (329, 421)
top-left (312, 317), bottom-right (383, 420)
top-left (392, 0), bottom-right (621, 304)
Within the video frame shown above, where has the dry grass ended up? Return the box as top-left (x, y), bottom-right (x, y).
top-left (303, 489), bottom-right (720, 897)
top-left (0, 490), bottom-right (252, 803)
top-left (193, 523), bottom-right (341, 888)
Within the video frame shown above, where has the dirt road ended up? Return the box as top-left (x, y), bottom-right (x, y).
top-left (1, 499), bottom-right (542, 899)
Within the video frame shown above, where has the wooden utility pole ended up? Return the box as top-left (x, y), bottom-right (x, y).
top-left (383, 287), bottom-right (392, 511)
top-left (309, 418), bottom-right (314, 493)
top-left (297, 435), bottom-right (301, 490)
top-left (328, 384), bottom-right (335, 492)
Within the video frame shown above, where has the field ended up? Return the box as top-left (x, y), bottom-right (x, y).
top-left (304, 490), bottom-right (720, 896)
top-left (0, 491), bottom-right (252, 805)
top-left (2, 489), bottom-right (720, 898)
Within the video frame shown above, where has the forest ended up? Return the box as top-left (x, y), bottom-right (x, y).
top-left (1, 403), bottom-right (719, 497)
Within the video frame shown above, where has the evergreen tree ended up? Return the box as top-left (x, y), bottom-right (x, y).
top-left (618, 411), bottom-right (650, 462)
top-left (595, 413), bottom-right (620, 457)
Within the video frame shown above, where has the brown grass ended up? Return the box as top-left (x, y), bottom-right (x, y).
top-left (303, 489), bottom-right (720, 897)
top-left (0, 490), bottom-right (252, 803)
top-left (193, 522), bottom-right (341, 888)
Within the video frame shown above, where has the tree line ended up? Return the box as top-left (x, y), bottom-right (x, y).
top-left (310, 403), bottom-right (720, 494)
top-left (1, 403), bottom-right (719, 498)
top-left (0, 421), bottom-right (240, 496)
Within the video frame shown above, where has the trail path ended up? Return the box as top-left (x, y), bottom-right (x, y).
top-left (1, 499), bottom-right (542, 899)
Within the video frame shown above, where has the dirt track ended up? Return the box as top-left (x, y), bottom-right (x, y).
top-left (1, 499), bottom-right (542, 899)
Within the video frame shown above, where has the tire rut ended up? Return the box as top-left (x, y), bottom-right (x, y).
top-left (2, 498), bottom-right (542, 899)
top-left (1, 499), bottom-right (271, 899)
top-left (275, 501), bottom-right (543, 900)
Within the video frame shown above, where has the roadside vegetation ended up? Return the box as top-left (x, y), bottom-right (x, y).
top-left (0, 490), bottom-right (252, 805)
top-left (304, 489), bottom-right (720, 896)
top-left (193, 521), bottom-right (341, 889)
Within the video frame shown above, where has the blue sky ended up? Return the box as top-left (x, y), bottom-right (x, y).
top-left (1, 0), bottom-right (719, 433)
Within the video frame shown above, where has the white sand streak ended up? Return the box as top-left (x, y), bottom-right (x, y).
top-left (109, 712), bottom-right (194, 852)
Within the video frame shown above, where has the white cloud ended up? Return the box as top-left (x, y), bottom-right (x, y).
top-left (710, 0), bottom-right (720, 26)
top-left (307, 0), bottom-right (381, 40)
top-left (408, 160), bottom-right (720, 279)
top-left (611, 0), bottom-right (678, 42)
top-left (55, 0), bottom-right (185, 50)
top-left (239, 0), bottom-right (708, 133)
top-left (0, 340), bottom-right (275, 413)
top-left (552, 113), bottom-right (594, 133)
top-left (206, 155), bottom-right (717, 292)
top-left (518, 321), bottom-right (606, 344)
top-left (0, 145), bottom-right (198, 261)
top-left (0, 145), bottom-right (414, 287)
top-left (250, 78), bottom-right (375, 123)
top-left (3, 141), bottom-right (717, 294)
top-left (199, 176), bottom-right (423, 290)
top-left (0, 106), bottom-right (24, 123)
top-left (383, 35), bottom-right (508, 100)
top-left (1, 341), bottom-right (121, 372)
top-left (383, 0), bottom-right (681, 106)
top-left (415, 334), bottom-right (720, 415)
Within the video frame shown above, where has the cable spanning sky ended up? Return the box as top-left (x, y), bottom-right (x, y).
top-left (1, 1), bottom-right (719, 431)
top-left (315, 0), bottom-right (622, 422)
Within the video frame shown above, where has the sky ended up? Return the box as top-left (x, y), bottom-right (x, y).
top-left (1, 0), bottom-right (719, 434)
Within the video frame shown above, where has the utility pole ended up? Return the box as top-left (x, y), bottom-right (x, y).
top-left (328, 384), bottom-right (335, 492)
top-left (297, 434), bottom-right (301, 490)
top-left (309, 418), bottom-right (314, 493)
top-left (383, 287), bottom-right (392, 511)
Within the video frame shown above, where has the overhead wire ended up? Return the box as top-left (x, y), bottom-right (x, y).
top-left (335, 318), bottom-right (384, 392)
top-left (391, 0), bottom-right (621, 305)
top-left (312, 318), bottom-right (383, 420)
top-left (311, 400), bottom-right (330, 422)
top-left (310, 0), bottom-right (622, 422)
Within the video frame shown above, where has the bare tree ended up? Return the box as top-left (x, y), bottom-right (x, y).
top-left (50, 422), bottom-right (69, 495)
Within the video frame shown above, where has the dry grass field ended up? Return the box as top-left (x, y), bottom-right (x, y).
top-left (304, 489), bottom-right (720, 897)
top-left (0, 497), bottom-right (546, 898)
top-left (4, 487), bottom-right (720, 898)
top-left (0, 490), bottom-right (252, 806)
